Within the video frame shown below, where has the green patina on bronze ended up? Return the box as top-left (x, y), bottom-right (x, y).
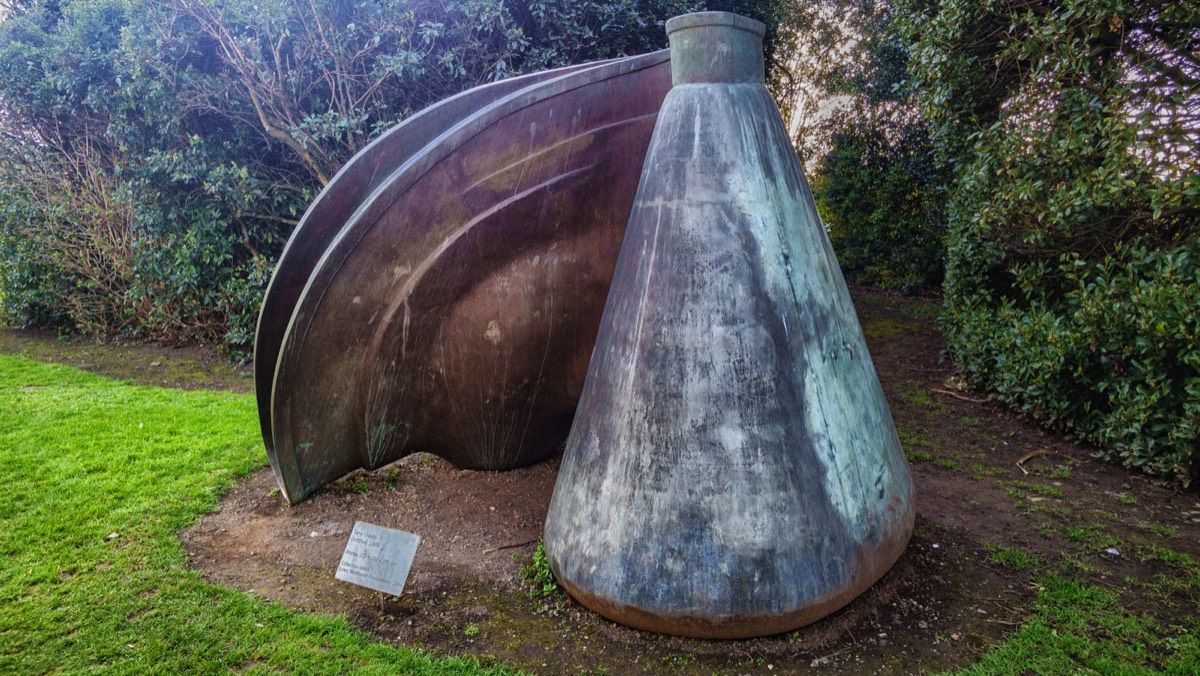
top-left (543, 12), bottom-right (914, 638)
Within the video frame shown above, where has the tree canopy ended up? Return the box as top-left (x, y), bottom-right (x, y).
top-left (801, 0), bottom-right (1198, 483)
top-left (1, 0), bottom-right (1195, 482)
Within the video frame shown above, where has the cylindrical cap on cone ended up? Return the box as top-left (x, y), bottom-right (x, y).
top-left (665, 11), bottom-right (766, 85)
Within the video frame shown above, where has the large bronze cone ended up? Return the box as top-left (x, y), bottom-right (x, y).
top-left (543, 12), bottom-right (915, 639)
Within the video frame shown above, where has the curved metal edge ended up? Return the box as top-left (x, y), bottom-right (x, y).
top-left (253, 60), bottom-right (613, 460)
top-left (270, 49), bottom-right (671, 504)
top-left (664, 11), bottom-right (765, 38)
top-left (555, 504), bottom-right (914, 638)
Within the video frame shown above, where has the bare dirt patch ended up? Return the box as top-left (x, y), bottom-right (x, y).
top-left (6, 287), bottom-right (1197, 674)
top-left (183, 455), bottom-right (1019, 675)
top-left (0, 328), bottom-right (252, 393)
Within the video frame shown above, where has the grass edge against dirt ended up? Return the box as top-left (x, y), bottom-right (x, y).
top-left (948, 574), bottom-right (1199, 676)
top-left (1, 310), bottom-right (1198, 674)
top-left (0, 354), bottom-right (512, 674)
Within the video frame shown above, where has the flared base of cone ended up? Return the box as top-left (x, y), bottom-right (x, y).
top-left (555, 521), bottom-right (912, 638)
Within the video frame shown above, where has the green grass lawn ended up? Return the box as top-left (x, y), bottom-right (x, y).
top-left (0, 355), bottom-right (506, 674)
top-left (0, 353), bottom-right (1196, 674)
top-left (955, 576), bottom-right (1199, 676)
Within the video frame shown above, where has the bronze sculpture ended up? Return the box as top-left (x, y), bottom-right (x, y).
top-left (543, 12), bottom-right (914, 638)
top-left (255, 11), bottom-right (914, 638)
top-left (256, 52), bottom-right (670, 503)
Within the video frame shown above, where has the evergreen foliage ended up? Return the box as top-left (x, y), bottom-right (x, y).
top-left (896, 0), bottom-right (1199, 484)
top-left (5, 0), bottom-right (1195, 483)
top-left (815, 120), bottom-right (947, 292)
top-left (804, 2), bottom-right (949, 293)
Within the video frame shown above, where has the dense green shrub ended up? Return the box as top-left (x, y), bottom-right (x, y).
top-left (947, 243), bottom-right (1199, 483)
top-left (0, 183), bottom-right (73, 329)
top-left (0, 0), bottom-right (303, 349)
top-left (815, 121), bottom-right (947, 292)
top-left (899, 0), bottom-right (1199, 483)
top-left (799, 2), bottom-right (948, 294)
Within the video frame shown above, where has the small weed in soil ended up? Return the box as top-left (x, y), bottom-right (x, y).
top-left (520, 540), bottom-right (571, 616)
top-left (384, 467), bottom-right (403, 490)
top-left (900, 380), bottom-right (934, 407)
top-left (1010, 479), bottom-right (1064, 499)
top-left (908, 449), bottom-right (934, 463)
top-left (1045, 461), bottom-right (1076, 479)
top-left (935, 457), bottom-right (961, 471)
top-left (984, 543), bottom-right (1041, 571)
top-left (969, 462), bottom-right (1004, 479)
top-left (1149, 524), bottom-right (1178, 538)
top-left (1033, 521), bottom-right (1058, 539)
top-left (520, 540), bottom-right (560, 598)
top-left (1064, 525), bottom-right (1124, 552)
top-left (1137, 545), bottom-right (1196, 569)
top-left (661, 652), bottom-right (696, 671)
top-left (898, 424), bottom-right (938, 460)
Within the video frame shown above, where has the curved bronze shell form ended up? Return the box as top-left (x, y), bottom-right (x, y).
top-left (257, 53), bottom-right (671, 504)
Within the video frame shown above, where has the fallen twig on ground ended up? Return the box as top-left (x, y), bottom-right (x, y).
top-left (482, 539), bottom-right (538, 555)
top-left (1016, 449), bottom-right (1058, 475)
top-left (931, 388), bottom-right (990, 403)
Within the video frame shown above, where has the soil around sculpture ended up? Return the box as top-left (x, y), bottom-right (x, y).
top-left (3, 288), bottom-right (1196, 674)
top-left (179, 288), bottom-right (1200, 673)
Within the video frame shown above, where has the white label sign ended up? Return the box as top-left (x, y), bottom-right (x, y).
top-left (335, 521), bottom-right (420, 596)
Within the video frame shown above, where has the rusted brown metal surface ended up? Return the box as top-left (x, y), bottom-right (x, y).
top-left (254, 60), bottom-right (615, 456)
top-left (261, 51), bottom-right (671, 504)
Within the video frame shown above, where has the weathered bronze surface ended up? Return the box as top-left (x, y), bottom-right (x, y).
top-left (542, 12), bottom-right (915, 638)
top-left (258, 52), bottom-right (671, 504)
top-left (254, 61), bottom-right (611, 457)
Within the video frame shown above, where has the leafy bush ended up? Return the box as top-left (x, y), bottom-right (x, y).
top-left (0, 141), bottom-right (135, 333)
top-left (0, 186), bottom-right (74, 330)
top-left (946, 243), bottom-right (1199, 484)
top-left (899, 0), bottom-right (1200, 484)
top-left (801, 2), bottom-right (948, 294)
top-left (815, 121), bottom-right (947, 293)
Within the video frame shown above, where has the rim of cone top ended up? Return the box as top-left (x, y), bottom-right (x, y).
top-left (665, 11), bottom-right (766, 38)
top-left (664, 12), bottom-right (765, 85)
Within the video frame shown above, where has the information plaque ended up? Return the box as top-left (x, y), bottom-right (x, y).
top-left (335, 521), bottom-right (420, 596)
